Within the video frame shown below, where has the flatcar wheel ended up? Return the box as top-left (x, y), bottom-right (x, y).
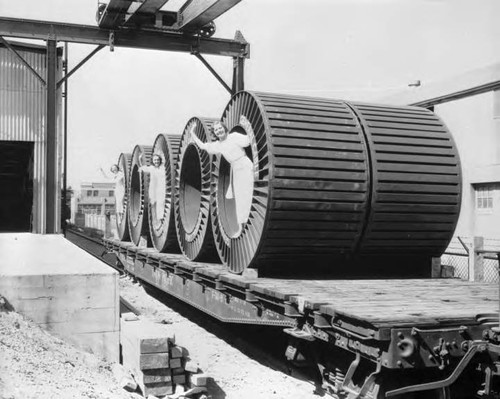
top-left (148, 134), bottom-right (181, 253)
top-left (128, 144), bottom-right (153, 246)
top-left (174, 117), bottom-right (219, 261)
top-left (116, 152), bottom-right (132, 241)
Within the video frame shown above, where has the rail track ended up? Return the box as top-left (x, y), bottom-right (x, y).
top-left (64, 228), bottom-right (322, 392)
top-left (65, 229), bottom-right (140, 316)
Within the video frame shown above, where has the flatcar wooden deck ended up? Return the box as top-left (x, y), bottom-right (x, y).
top-left (104, 236), bottom-right (500, 382)
top-left (105, 238), bottom-right (498, 330)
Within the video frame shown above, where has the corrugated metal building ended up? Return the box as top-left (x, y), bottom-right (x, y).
top-left (0, 41), bottom-right (63, 233)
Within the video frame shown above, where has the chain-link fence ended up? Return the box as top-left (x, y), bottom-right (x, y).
top-left (484, 255), bottom-right (500, 283)
top-left (441, 253), bottom-right (469, 280)
top-left (441, 237), bottom-right (500, 283)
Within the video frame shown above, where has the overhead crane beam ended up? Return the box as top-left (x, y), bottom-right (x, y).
top-left (98, 0), bottom-right (135, 29)
top-left (99, 0), bottom-right (171, 28)
top-left (0, 17), bottom-right (249, 58)
top-left (125, 0), bottom-right (170, 24)
top-left (178, 0), bottom-right (243, 30)
top-left (134, 0), bottom-right (170, 14)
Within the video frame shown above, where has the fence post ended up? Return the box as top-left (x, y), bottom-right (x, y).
top-left (104, 212), bottom-right (111, 238)
top-left (431, 257), bottom-right (442, 278)
top-left (469, 236), bottom-right (484, 282)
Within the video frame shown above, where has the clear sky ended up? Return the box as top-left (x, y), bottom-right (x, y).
top-left (1, 0), bottom-right (499, 188)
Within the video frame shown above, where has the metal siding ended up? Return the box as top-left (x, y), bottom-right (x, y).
top-left (0, 45), bottom-right (62, 233)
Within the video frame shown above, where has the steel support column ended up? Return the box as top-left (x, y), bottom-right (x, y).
top-left (46, 39), bottom-right (58, 233)
top-left (231, 31), bottom-right (247, 93)
top-left (62, 42), bottom-right (68, 235)
top-left (231, 56), bottom-right (244, 93)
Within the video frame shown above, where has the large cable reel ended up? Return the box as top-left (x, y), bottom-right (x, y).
top-left (115, 152), bottom-right (132, 241)
top-left (128, 144), bottom-right (153, 246)
top-left (210, 91), bottom-right (461, 275)
top-left (148, 134), bottom-right (181, 253)
top-left (174, 117), bottom-right (219, 262)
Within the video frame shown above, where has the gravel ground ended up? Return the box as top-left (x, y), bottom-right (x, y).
top-left (118, 275), bottom-right (322, 399)
top-left (0, 272), bottom-right (322, 399)
top-left (0, 300), bottom-right (137, 399)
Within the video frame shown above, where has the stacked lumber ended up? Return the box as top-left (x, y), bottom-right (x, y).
top-left (120, 313), bottom-right (211, 397)
top-left (120, 313), bottom-right (175, 396)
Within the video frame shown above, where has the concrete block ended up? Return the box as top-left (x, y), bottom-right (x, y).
top-left (73, 331), bottom-right (119, 363)
top-left (0, 233), bottom-right (120, 362)
top-left (33, 307), bottom-right (117, 333)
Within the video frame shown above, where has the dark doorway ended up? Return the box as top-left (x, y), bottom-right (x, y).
top-left (0, 141), bottom-right (34, 232)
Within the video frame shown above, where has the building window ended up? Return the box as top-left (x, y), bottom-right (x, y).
top-left (86, 190), bottom-right (92, 196)
top-left (109, 190), bottom-right (114, 197)
top-left (93, 190), bottom-right (99, 197)
top-left (476, 185), bottom-right (494, 210)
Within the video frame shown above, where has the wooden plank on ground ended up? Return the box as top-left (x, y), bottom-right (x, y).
top-left (121, 342), bottom-right (170, 370)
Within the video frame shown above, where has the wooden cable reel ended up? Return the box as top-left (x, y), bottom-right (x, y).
top-left (210, 91), bottom-right (461, 274)
top-left (128, 144), bottom-right (153, 246)
top-left (174, 117), bottom-right (219, 261)
top-left (115, 152), bottom-right (132, 241)
top-left (148, 134), bottom-right (181, 253)
top-left (348, 101), bottom-right (461, 257)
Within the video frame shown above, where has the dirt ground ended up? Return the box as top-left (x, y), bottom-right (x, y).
top-left (118, 275), bottom-right (320, 399)
top-left (0, 275), bottom-right (322, 399)
top-left (0, 302), bottom-right (137, 399)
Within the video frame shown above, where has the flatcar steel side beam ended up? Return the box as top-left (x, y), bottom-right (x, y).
top-left (118, 251), bottom-right (295, 326)
top-left (0, 17), bottom-right (249, 58)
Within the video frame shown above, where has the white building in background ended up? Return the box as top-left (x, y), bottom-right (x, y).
top-left (74, 181), bottom-right (116, 215)
top-left (383, 64), bottom-right (500, 241)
